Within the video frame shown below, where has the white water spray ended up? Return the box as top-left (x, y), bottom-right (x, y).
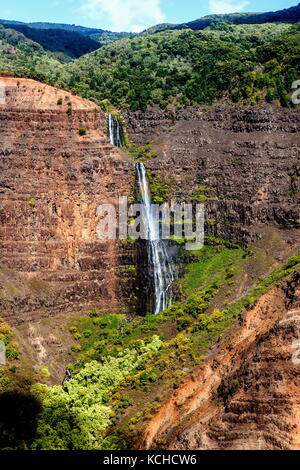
top-left (136, 162), bottom-right (175, 314)
top-left (108, 114), bottom-right (124, 147)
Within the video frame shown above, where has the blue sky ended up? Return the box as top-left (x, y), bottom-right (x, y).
top-left (0, 0), bottom-right (297, 32)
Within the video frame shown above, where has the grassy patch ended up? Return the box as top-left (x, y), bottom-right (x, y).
top-left (181, 245), bottom-right (247, 295)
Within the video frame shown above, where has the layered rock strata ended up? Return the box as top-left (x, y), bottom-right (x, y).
top-left (0, 78), bottom-right (133, 325)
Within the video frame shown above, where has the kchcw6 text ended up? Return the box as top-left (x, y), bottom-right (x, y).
top-left (103, 454), bottom-right (198, 467)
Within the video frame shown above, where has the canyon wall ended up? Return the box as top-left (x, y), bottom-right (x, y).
top-left (125, 106), bottom-right (300, 245)
top-left (0, 78), bottom-right (134, 326)
top-left (126, 105), bottom-right (300, 450)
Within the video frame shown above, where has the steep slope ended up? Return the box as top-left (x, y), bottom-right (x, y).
top-left (142, 271), bottom-right (300, 450)
top-left (58, 22), bottom-right (299, 110)
top-left (0, 20), bottom-right (298, 110)
top-left (0, 24), bottom-right (64, 80)
top-left (0, 19), bottom-right (135, 46)
top-left (0, 77), bottom-right (133, 328)
top-left (1, 23), bottom-right (100, 59)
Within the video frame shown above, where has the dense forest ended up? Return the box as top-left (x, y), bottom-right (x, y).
top-left (0, 21), bottom-right (299, 111)
top-left (63, 23), bottom-right (300, 110)
top-left (1, 23), bottom-right (100, 60)
top-left (0, 19), bottom-right (135, 47)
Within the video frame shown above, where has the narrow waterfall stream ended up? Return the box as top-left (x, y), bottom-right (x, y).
top-left (107, 113), bottom-right (176, 314)
top-left (136, 162), bottom-right (176, 314)
top-left (108, 114), bottom-right (124, 147)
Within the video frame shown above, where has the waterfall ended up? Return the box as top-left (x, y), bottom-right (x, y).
top-left (136, 162), bottom-right (175, 314)
top-left (108, 114), bottom-right (124, 147)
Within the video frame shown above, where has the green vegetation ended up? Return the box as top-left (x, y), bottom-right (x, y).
top-left (1, 23), bottom-right (100, 61)
top-left (1, 243), bottom-right (300, 449)
top-left (192, 186), bottom-right (218, 203)
top-left (78, 127), bottom-right (87, 136)
top-left (59, 23), bottom-right (300, 110)
top-left (30, 335), bottom-right (163, 450)
top-left (128, 143), bottom-right (158, 161)
top-left (148, 173), bottom-right (172, 203)
top-left (182, 245), bottom-right (246, 295)
top-left (0, 19), bottom-right (135, 50)
top-left (144, 4), bottom-right (300, 34)
top-left (0, 9), bottom-right (299, 450)
top-left (28, 197), bottom-right (36, 209)
top-left (223, 253), bottom-right (300, 318)
top-left (90, 31), bottom-right (136, 46)
top-left (0, 24), bottom-right (64, 81)
top-left (0, 22), bottom-right (298, 111)
top-left (0, 318), bottom-right (20, 392)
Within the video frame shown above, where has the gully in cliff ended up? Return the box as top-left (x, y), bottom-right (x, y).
top-left (108, 113), bottom-right (125, 147)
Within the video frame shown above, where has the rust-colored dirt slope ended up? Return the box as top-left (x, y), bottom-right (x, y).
top-left (142, 271), bottom-right (300, 450)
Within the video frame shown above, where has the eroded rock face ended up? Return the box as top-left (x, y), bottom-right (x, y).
top-left (125, 105), bottom-right (300, 450)
top-left (125, 106), bottom-right (300, 245)
top-left (142, 271), bottom-right (300, 450)
top-left (0, 78), bottom-right (134, 325)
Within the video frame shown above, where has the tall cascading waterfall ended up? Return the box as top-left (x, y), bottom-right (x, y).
top-left (108, 113), bottom-right (124, 147)
top-left (136, 162), bottom-right (176, 314)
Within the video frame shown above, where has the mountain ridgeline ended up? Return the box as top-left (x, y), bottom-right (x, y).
top-left (0, 5), bottom-right (299, 108)
top-left (0, 18), bottom-right (135, 54)
top-left (0, 23), bottom-right (100, 60)
top-left (145, 2), bottom-right (300, 33)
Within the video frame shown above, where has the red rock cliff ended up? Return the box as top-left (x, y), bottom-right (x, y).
top-left (125, 106), bottom-right (300, 245)
top-left (0, 78), bottom-right (133, 325)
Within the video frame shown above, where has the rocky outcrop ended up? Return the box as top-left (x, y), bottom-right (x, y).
top-left (142, 270), bottom-right (300, 450)
top-left (0, 78), bottom-right (134, 325)
top-left (125, 105), bottom-right (300, 245)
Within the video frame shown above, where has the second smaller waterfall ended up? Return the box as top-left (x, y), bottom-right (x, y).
top-left (108, 114), bottom-right (125, 147)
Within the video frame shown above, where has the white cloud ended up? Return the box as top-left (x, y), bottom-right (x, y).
top-left (80, 0), bottom-right (165, 32)
top-left (209, 0), bottom-right (250, 14)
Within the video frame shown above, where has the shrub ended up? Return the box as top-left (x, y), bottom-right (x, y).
top-left (1, 376), bottom-right (10, 387)
top-left (83, 330), bottom-right (92, 338)
top-left (89, 309), bottom-right (100, 318)
top-left (6, 347), bottom-right (20, 360)
top-left (28, 197), bottom-right (36, 209)
top-left (0, 322), bottom-right (10, 335)
top-left (78, 127), bottom-right (87, 136)
top-left (39, 366), bottom-right (51, 381)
